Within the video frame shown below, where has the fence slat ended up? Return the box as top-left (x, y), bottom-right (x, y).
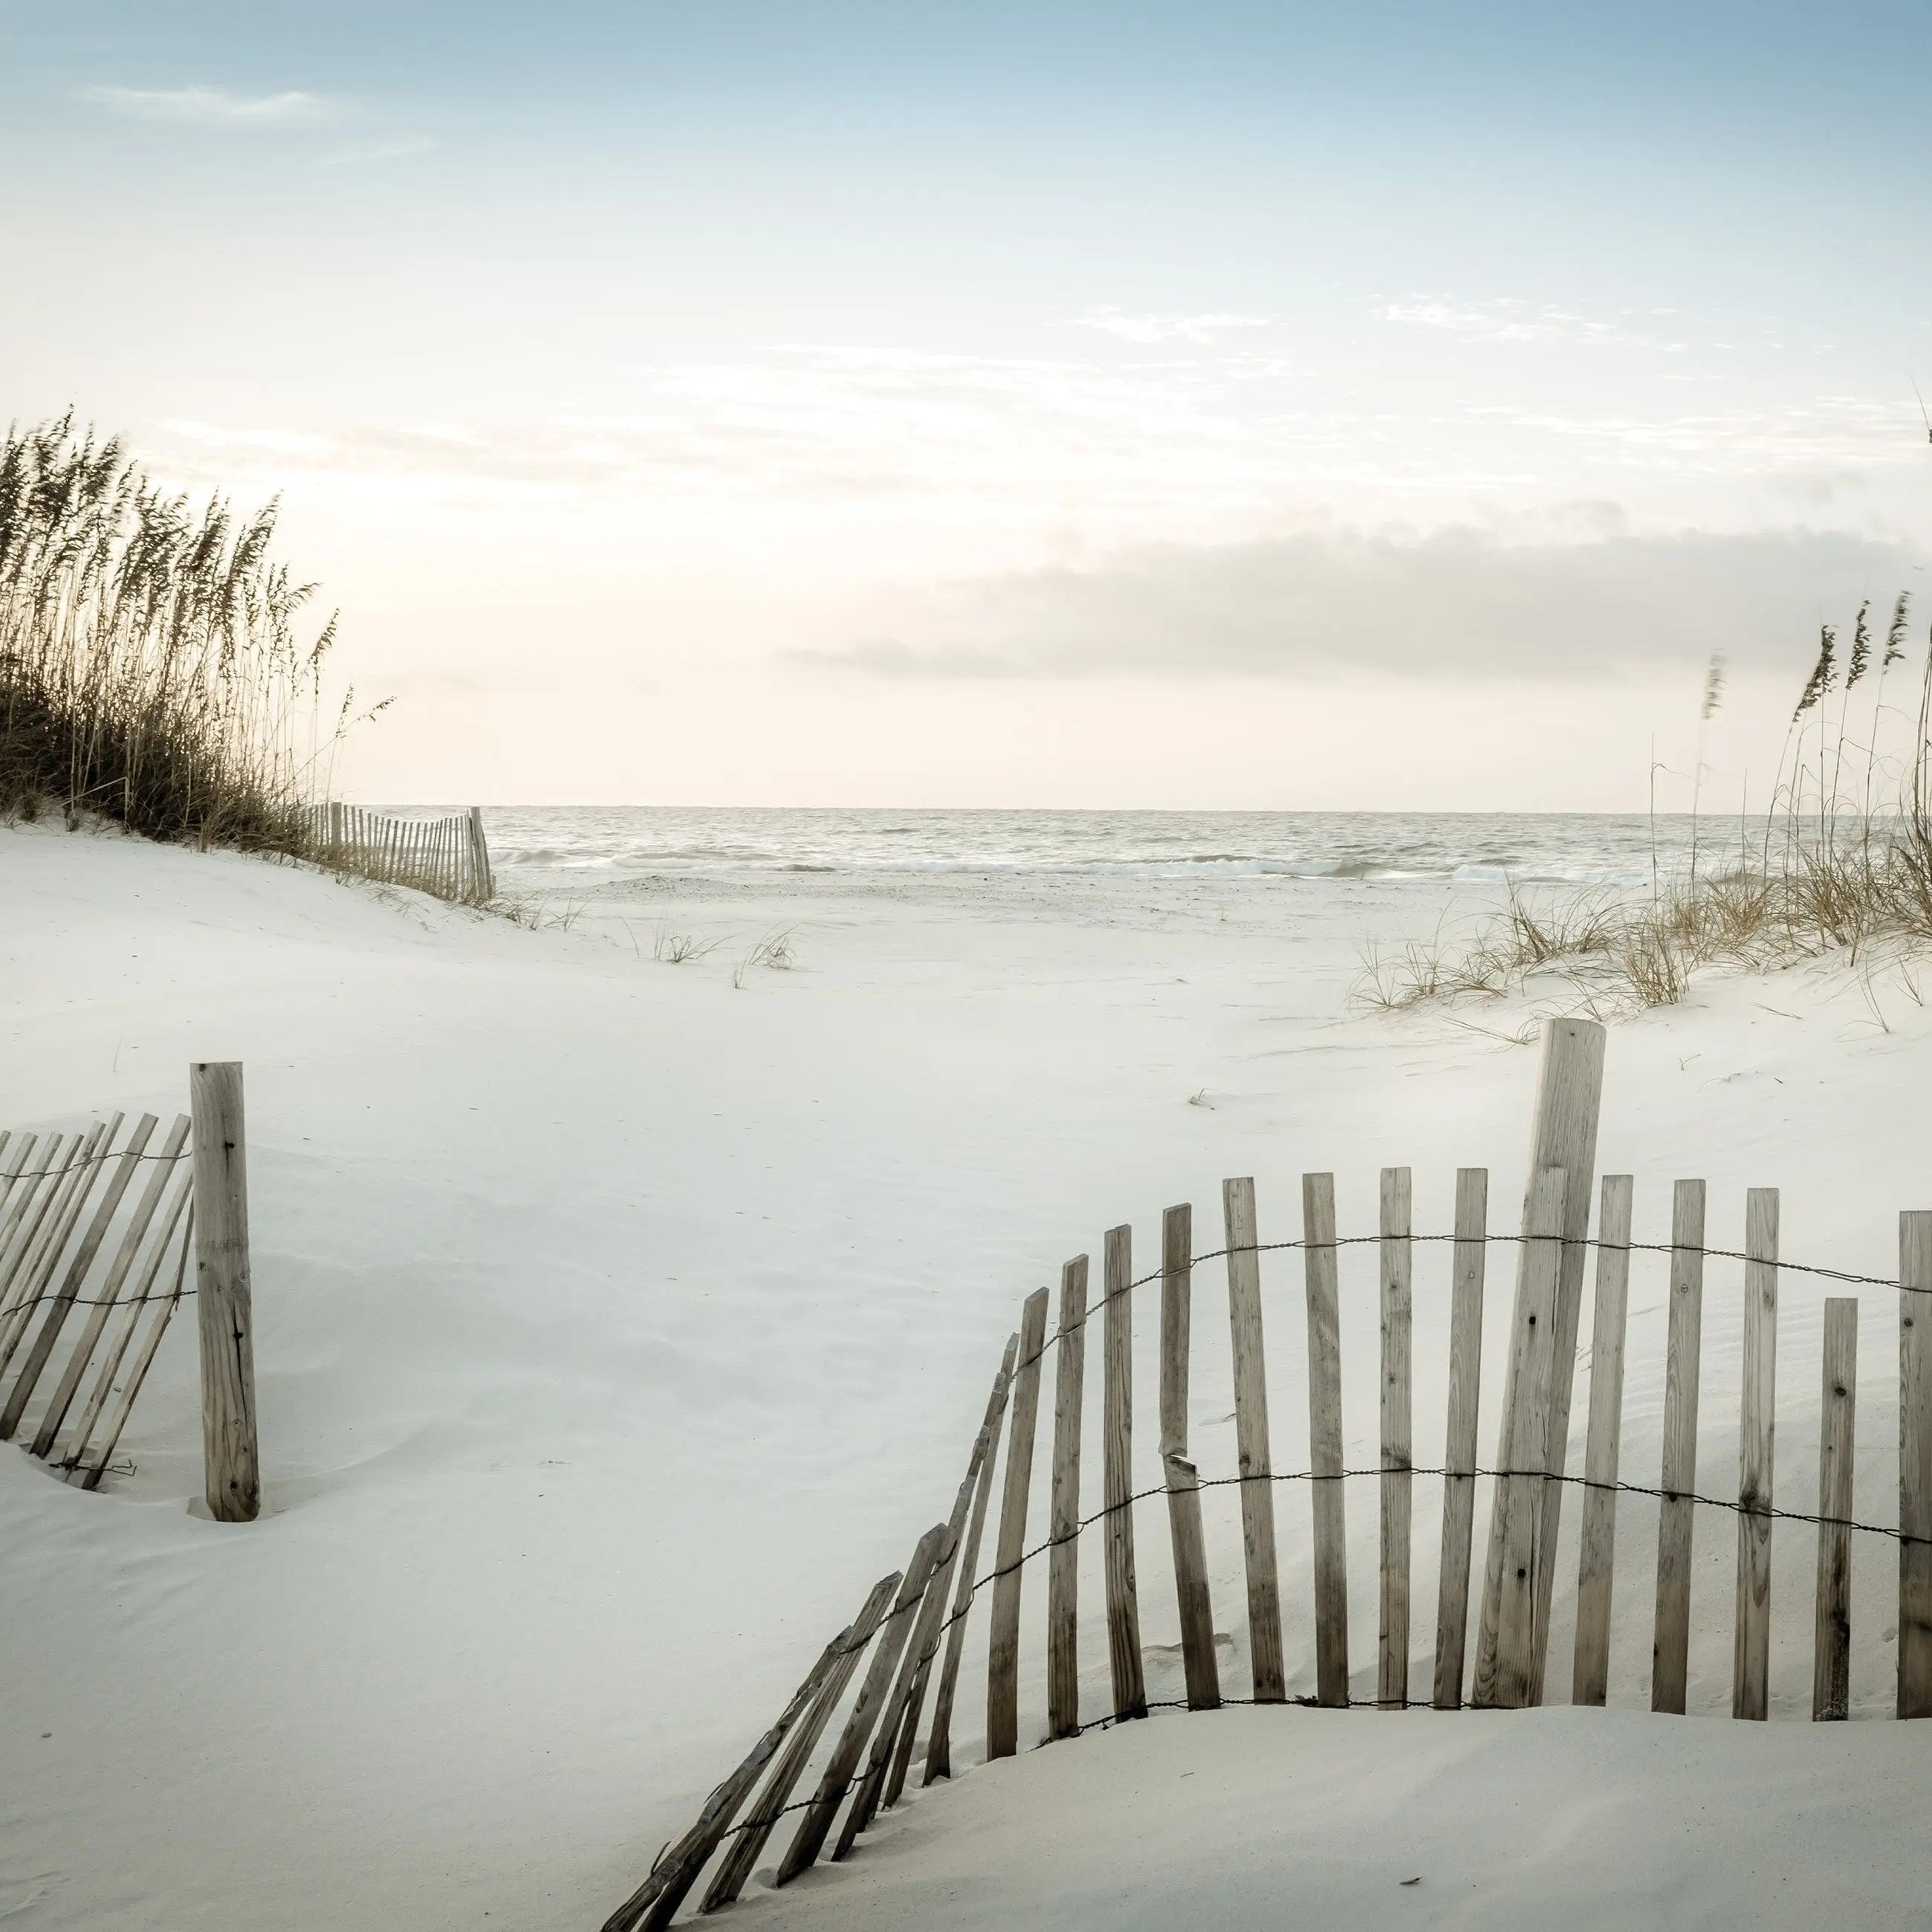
top-left (1432, 1165), bottom-right (1488, 1709)
top-left (0, 1118), bottom-right (115, 1376)
top-left (1303, 1171), bottom-right (1349, 1707)
top-left (777, 1523), bottom-right (946, 1884)
top-left (469, 805), bottom-right (495, 901)
top-left (1814, 1297), bottom-right (1858, 1722)
top-left (923, 1333), bottom-right (1019, 1783)
top-left (1901, 1214), bottom-right (1932, 1717)
top-left (1161, 1202), bottom-right (1220, 1710)
top-left (1101, 1222), bottom-right (1147, 1722)
top-left (1488, 1166), bottom-right (1569, 1708)
top-left (986, 1286), bottom-right (1051, 1760)
top-left (1046, 1255), bottom-right (1089, 1740)
top-left (1379, 1166), bottom-right (1413, 1709)
top-left (698, 1571), bottom-right (900, 1911)
top-left (0, 1130), bottom-right (66, 1300)
top-left (1732, 1187), bottom-right (1779, 1722)
top-left (1222, 1177), bottom-right (1283, 1702)
top-left (1572, 1173), bottom-right (1634, 1707)
top-left (1652, 1178), bottom-right (1707, 1716)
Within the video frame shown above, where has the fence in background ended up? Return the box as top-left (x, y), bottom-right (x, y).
top-left (0, 1063), bottom-right (259, 1519)
top-left (602, 1018), bottom-right (1932, 1931)
top-left (302, 803), bottom-right (494, 905)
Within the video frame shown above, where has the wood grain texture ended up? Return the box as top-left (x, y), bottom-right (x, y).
top-left (1378, 1167), bottom-right (1413, 1708)
top-left (1732, 1187), bottom-right (1778, 1722)
top-left (1900, 1214), bottom-right (1932, 1717)
top-left (1651, 1179), bottom-right (1706, 1716)
top-left (192, 1063), bottom-right (260, 1523)
top-left (0, 1121), bottom-right (111, 1369)
top-left (1302, 1171), bottom-right (1349, 1708)
top-left (1433, 1166), bottom-right (1488, 1710)
top-left (1101, 1223), bottom-right (1147, 1722)
top-left (1046, 1255), bottom-right (1089, 1740)
top-left (986, 1286), bottom-right (1051, 1760)
top-left (1572, 1173), bottom-right (1634, 1708)
top-left (1161, 1202), bottom-right (1220, 1710)
top-left (1222, 1178), bottom-right (1283, 1702)
top-left (1814, 1299), bottom-right (1857, 1722)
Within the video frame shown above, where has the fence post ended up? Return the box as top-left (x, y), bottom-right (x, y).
top-left (986, 1286), bottom-right (1050, 1759)
top-left (467, 805), bottom-right (495, 903)
top-left (191, 1062), bottom-right (260, 1523)
top-left (1378, 1166), bottom-right (1413, 1709)
top-left (1732, 1187), bottom-right (1778, 1721)
top-left (1101, 1224), bottom-right (1147, 1722)
top-left (1651, 1179), bottom-right (1706, 1715)
top-left (1302, 1172), bottom-right (1349, 1707)
top-left (1222, 1178), bottom-right (1284, 1702)
top-left (1432, 1166), bottom-right (1488, 1709)
top-left (1815, 1297), bottom-right (1858, 1722)
top-left (1572, 1174), bottom-right (1634, 1706)
top-left (1900, 1213), bottom-right (1932, 1716)
top-left (1161, 1202), bottom-right (1220, 1710)
top-left (1046, 1255), bottom-right (1089, 1740)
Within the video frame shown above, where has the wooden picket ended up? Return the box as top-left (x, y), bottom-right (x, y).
top-left (302, 802), bottom-right (494, 905)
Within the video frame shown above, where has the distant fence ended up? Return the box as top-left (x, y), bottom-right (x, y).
top-left (302, 803), bottom-right (494, 905)
top-left (603, 1018), bottom-right (1932, 1930)
top-left (0, 1063), bottom-right (260, 1520)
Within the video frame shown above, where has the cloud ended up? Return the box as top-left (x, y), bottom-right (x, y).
top-left (80, 83), bottom-right (340, 127)
top-left (1072, 307), bottom-right (1271, 346)
top-left (790, 525), bottom-right (1922, 684)
top-left (325, 134), bottom-right (434, 167)
top-left (1384, 298), bottom-right (1685, 353)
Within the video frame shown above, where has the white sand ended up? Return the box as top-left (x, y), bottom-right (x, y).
top-left (3, 820), bottom-right (1930, 1929)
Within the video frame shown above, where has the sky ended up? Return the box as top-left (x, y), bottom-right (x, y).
top-left (3, 1), bottom-right (1929, 808)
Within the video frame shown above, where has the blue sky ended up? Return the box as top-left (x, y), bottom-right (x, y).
top-left (3, 2), bottom-right (1928, 804)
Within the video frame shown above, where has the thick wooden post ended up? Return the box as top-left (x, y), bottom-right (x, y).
top-left (1101, 1224), bottom-right (1147, 1722)
top-left (1651, 1179), bottom-right (1706, 1715)
top-left (1900, 1214), bottom-right (1932, 1716)
top-left (1046, 1255), bottom-right (1089, 1740)
top-left (1161, 1203), bottom-right (1219, 1709)
top-left (986, 1286), bottom-right (1050, 1759)
top-left (1475, 1018), bottom-right (1605, 1705)
top-left (1732, 1188), bottom-right (1778, 1721)
top-left (1433, 1167), bottom-right (1488, 1709)
top-left (467, 805), bottom-right (494, 902)
top-left (1222, 1178), bottom-right (1284, 1702)
top-left (1303, 1172), bottom-right (1349, 1707)
top-left (1378, 1167), bottom-right (1413, 1708)
top-left (192, 1062), bottom-right (260, 1523)
top-left (1815, 1299), bottom-right (1858, 1722)
top-left (1572, 1174), bottom-right (1635, 1707)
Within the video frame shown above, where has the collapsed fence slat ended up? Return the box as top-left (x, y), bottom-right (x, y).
top-left (1433, 1166), bottom-right (1488, 1710)
top-left (1046, 1256), bottom-right (1089, 1741)
top-left (987, 1287), bottom-right (1051, 1760)
top-left (924, 1334), bottom-right (1019, 1784)
top-left (777, 1523), bottom-right (946, 1884)
top-left (1901, 1213), bottom-right (1932, 1717)
top-left (1379, 1166), bottom-right (1413, 1710)
top-left (1303, 1171), bottom-right (1349, 1708)
top-left (1572, 1174), bottom-right (1635, 1708)
top-left (1652, 1179), bottom-right (1708, 1717)
top-left (1222, 1178), bottom-right (1284, 1703)
top-left (1101, 1223), bottom-right (1147, 1724)
top-left (700, 1571), bottom-right (900, 1912)
top-left (1733, 1187), bottom-right (1779, 1722)
top-left (1161, 1202), bottom-right (1220, 1711)
top-left (1814, 1298), bottom-right (1858, 1722)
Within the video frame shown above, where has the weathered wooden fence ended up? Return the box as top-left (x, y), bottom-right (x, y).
top-left (603, 1017), bottom-right (1932, 1930)
top-left (302, 802), bottom-right (494, 905)
top-left (0, 1062), bottom-right (260, 1518)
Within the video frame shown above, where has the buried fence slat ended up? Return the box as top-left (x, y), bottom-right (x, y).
top-left (1303, 1171), bottom-right (1349, 1708)
top-left (1732, 1187), bottom-right (1779, 1722)
top-left (1046, 1255), bottom-right (1089, 1740)
top-left (1, 1113), bottom-right (159, 1441)
top-left (0, 1118), bottom-right (116, 1377)
top-left (1222, 1178), bottom-right (1284, 1702)
top-left (1488, 1167), bottom-right (1569, 1708)
top-left (601, 1626), bottom-right (859, 1932)
top-left (1901, 1213), bottom-right (1932, 1717)
top-left (1161, 1202), bottom-right (1219, 1711)
top-left (1102, 1223), bottom-right (1147, 1722)
top-left (776, 1524), bottom-right (947, 1885)
top-left (1379, 1166), bottom-right (1413, 1709)
top-left (1814, 1297), bottom-right (1858, 1722)
top-left (1432, 1166), bottom-right (1488, 1710)
top-left (1651, 1179), bottom-right (1708, 1716)
top-left (986, 1286), bottom-right (1051, 1760)
top-left (699, 1572), bottom-right (901, 1912)
top-left (32, 1115), bottom-right (192, 1460)
top-left (1572, 1174), bottom-right (1635, 1707)
top-left (923, 1334), bottom-right (1019, 1784)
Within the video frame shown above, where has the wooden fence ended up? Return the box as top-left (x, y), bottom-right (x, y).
top-left (302, 803), bottom-right (494, 905)
top-left (602, 1017), bottom-right (1932, 1930)
top-left (0, 1063), bottom-right (260, 1518)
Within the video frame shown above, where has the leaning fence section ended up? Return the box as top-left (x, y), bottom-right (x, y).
top-left (301, 802), bottom-right (494, 905)
top-left (603, 1016), bottom-right (1932, 1930)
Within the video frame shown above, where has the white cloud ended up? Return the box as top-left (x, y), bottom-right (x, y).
top-left (325, 134), bottom-right (434, 167)
top-left (1384, 297), bottom-right (1685, 353)
top-left (1071, 307), bottom-right (1271, 346)
top-left (80, 83), bottom-right (340, 128)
